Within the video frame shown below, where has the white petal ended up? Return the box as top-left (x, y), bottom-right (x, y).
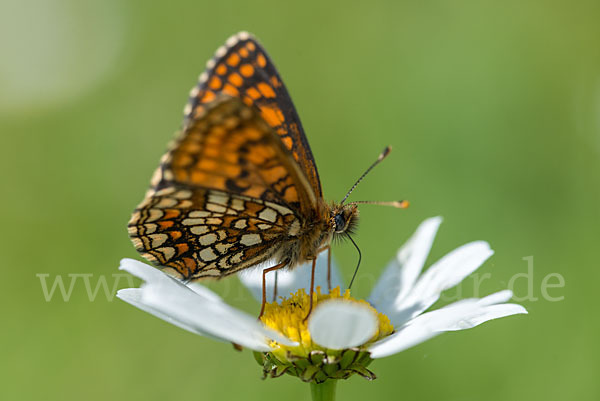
top-left (308, 300), bottom-right (378, 349)
top-left (140, 283), bottom-right (276, 351)
top-left (238, 252), bottom-right (344, 303)
top-left (369, 217), bottom-right (442, 312)
top-left (417, 291), bottom-right (527, 332)
top-left (185, 282), bottom-right (223, 303)
top-left (117, 288), bottom-right (222, 342)
top-left (387, 241), bottom-right (494, 326)
top-left (120, 258), bottom-right (178, 285)
top-left (441, 303), bottom-right (528, 331)
top-left (477, 289), bottom-right (513, 306)
top-left (118, 259), bottom-right (297, 351)
top-left (368, 300), bottom-right (481, 358)
top-left (369, 294), bottom-right (527, 358)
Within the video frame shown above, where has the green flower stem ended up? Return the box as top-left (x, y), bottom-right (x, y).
top-left (310, 380), bottom-right (337, 401)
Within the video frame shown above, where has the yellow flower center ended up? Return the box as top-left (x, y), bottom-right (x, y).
top-left (259, 287), bottom-right (394, 361)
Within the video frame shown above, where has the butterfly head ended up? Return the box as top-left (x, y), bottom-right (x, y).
top-left (330, 203), bottom-right (359, 236)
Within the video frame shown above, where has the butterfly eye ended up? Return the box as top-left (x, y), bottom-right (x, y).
top-left (334, 213), bottom-right (346, 233)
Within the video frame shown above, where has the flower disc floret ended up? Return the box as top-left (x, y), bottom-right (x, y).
top-left (255, 287), bottom-right (394, 382)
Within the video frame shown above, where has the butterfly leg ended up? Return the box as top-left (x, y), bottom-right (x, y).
top-left (327, 247), bottom-right (332, 292)
top-left (303, 258), bottom-right (318, 321)
top-left (273, 271), bottom-right (279, 302)
top-left (259, 262), bottom-right (287, 319)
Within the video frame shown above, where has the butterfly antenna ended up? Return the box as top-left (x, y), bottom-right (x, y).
top-left (340, 146), bottom-right (392, 205)
top-left (347, 234), bottom-right (362, 290)
top-left (349, 200), bottom-right (410, 209)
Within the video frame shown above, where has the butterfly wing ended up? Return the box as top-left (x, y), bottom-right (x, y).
top-left (157, 95), bottom-right (317, 214)
top-left (184, 31), bottom-right (323, 200)
top-left (129, 97), bottom-right (309, 280)
top-left (128, 186), bottom-right (300, 280)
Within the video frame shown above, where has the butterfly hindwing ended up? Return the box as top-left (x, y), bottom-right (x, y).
top-left (128, 186), bottom-right (301, 280)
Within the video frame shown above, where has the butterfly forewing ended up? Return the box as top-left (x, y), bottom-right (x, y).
top-left (184, 31), bottom-right (322, 199)
top-left (164, 97), bottom-right (315, 213)
top-left (129, 97), bottom-right (309, 280)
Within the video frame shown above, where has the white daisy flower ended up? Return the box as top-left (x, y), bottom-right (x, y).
top-left (117, 217), bottom-right (527, 386)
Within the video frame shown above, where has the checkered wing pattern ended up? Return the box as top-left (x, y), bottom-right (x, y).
top-left (128, 97), bottom-right (309, 280)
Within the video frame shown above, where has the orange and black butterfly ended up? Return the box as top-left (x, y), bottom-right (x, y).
top-left (128, 32), bottom-right (408, 315)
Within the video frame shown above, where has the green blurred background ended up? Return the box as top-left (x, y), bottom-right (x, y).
top-left (1, 0), bottom-right (598, 399)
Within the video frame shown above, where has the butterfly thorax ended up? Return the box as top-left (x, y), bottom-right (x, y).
top-left (279, 201), bottom-right (359, 268)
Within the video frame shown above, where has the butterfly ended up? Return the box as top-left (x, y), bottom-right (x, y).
top-left (128, 31), bottom-right (408, 316)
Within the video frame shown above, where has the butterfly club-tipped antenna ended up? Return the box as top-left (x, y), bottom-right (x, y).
top-left (340, 145), bottom-right (410, 210)
top-left (340, 146), bottom-right (392, 205)
top-left (350, 199), bottom-right (410, 209)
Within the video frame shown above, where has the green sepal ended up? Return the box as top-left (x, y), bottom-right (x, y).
top-left (256, 348), bottom-right (376, 384)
